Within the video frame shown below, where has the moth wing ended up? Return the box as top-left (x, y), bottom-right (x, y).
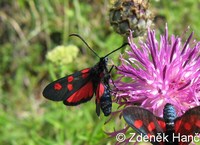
top-left (95, 82), bottom-right (105, 116)
top-left (95, 82), bottom-right (112, 116)
top-left (43, 68), bottom-right (92, 102)
top-left (174, 106), bottom-right (200, 145)
top-left (123, 106), bottom-right (165, 145)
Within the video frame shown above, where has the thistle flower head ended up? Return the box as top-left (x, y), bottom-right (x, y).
top-left (109, 0), bottom-right (153, 37)
top-left (114, 25), bottom-right (200, 117)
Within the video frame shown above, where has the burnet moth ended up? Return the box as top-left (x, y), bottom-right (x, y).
top-left (43, 34), bottom-right (128, 116)
top-left (123, 103), bottom-right (200, 145)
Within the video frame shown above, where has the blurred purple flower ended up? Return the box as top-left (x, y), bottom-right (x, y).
top-left (114, 25), bottom-right (200, 117)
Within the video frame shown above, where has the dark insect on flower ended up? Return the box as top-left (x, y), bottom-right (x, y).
top-left (43, 34), bottom-right (128, 116)
top-left (109, 0), bottom-right (153, 37)
top-left (123, 103), bottom-right (200, 145)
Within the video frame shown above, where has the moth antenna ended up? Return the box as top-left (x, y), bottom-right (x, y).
top-left (103, 43), bottom-right (129, 58)
top-left (69, 34), bottom-right (100, 58)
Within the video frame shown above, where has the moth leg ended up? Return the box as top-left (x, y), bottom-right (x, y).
top-left (108, 65), bottom-right (115, 73)
top-left (108, 65), bottom-right (118, 88)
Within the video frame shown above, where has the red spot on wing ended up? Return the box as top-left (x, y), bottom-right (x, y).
top-left (184, 122), bottom-right (191, 130)
top-left (147, 122), bottom-right (156, 132)
top-left (67, 76), bottom-right (74, 82)
top-left (134, 120), bottom-right (143, 129)
top-left (67, 84), bottom-right (73, 91)
top-left (81, 68), bottom-right (90, 78)
top-left (158, 120), bottom-right (166, 130)
top-left (96, 83), bottom-right (105, 103)
top-left (66, 81), bottom-right (94, 103)
top-left (195, 120), bottom-right (200, 128)
top-left (81, 68), bottom-right (90, 73)
top-left (54, 83), bottom-right (62, 90)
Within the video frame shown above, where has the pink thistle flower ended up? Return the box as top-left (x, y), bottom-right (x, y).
top-left (114, 25), bottom-right (200, 117)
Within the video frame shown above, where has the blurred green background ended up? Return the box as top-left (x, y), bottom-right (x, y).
top-left (0, 0), bottom-right (200, 145)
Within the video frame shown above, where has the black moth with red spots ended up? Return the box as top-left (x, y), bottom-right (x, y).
top-left (123, 103), bottom-right (200, 145)
top-left (43, 34), bottom-right (128, 116)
